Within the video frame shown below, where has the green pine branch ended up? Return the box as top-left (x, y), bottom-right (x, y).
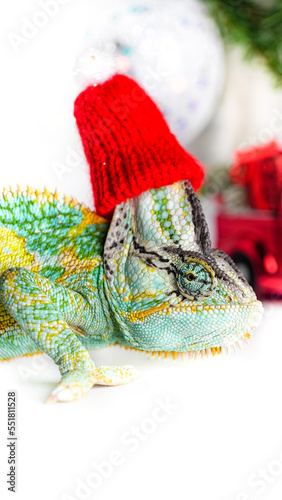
top-left (203, 0), bottom-right (282, 84)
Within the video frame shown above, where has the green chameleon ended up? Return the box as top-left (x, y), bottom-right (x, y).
top-left (0, 180), bottom-right (263, 403)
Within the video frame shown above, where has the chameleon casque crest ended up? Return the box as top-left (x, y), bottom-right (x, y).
top-left (0, 179), bottom-right (263, 402)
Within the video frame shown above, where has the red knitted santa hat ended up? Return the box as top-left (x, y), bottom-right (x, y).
top-left (74, 73), bottom-right (205, 220)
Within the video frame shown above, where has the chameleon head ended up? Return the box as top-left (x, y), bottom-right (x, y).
top-left (103, 180), bottom-right (263, 355)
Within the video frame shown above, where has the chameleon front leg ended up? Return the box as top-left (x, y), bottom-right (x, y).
top-left (0, 268), bottom-right (137, 403)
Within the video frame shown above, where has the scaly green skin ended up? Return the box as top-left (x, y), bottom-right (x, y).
top-left (0, 182), bottom-right (263, 403)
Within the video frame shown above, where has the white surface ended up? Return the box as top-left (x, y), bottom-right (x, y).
top-left (1, 308), bottom-right (282, 500)
top-left (1, 1), bottom-right (282, 500)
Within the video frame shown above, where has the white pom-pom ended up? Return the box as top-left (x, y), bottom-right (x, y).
top-left (74, 47), bottom-right (117, 87)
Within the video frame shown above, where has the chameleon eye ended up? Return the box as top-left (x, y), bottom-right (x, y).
top-left (177, 258), bottom-right (216, 301)
top-left (187, 272), bottom-right (196, 281)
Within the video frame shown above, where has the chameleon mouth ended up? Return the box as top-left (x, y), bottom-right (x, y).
top-left (125, 299), bottom-right (263, 324)
top-left (119, 332), bottom-right (252, 361)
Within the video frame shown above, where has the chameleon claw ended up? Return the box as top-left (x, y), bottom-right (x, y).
top-left (45, 386), bottom-right (79, 404)
top-left (45, 394), bottom-right (59, 405)
top-left (45, 365), bottom-right (97, 403)
top-left (50, 387), bottom-right (74, 403)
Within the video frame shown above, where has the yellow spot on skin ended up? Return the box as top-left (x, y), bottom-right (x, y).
top-left (70, 196), bottom-right (78, 207)
top-left (172, 351), bottom-right (178, 361)
top-left (211, 347), bottom-right (221, 356)
top-left (56, 249), bottom-right (101, 283)
top-left (0, 227), bottom-right (34, 275)
top-left (124, 302), bottom-right (170, 323)
top-left (67, 207), bottom-right (107, 239)
top-left (53, 189), bottom-right (59, 201)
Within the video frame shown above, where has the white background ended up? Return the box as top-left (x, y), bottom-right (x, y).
top-left (1, 1), bottom-right (282, 500)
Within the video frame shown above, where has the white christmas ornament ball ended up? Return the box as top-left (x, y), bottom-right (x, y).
top-left (76, 0), bottom-right (225, 147)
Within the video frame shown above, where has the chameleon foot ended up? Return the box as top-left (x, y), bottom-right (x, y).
top-left (45, 364), bottom-right (97, 404)
top-left (45, 365), bottom-right (139, 404)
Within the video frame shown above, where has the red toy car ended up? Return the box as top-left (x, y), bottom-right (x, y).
top-left (216, 141), bottom-right (282, 299)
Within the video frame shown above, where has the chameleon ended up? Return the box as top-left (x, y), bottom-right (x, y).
top-left (0, 180), bottom-right (263, 403)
